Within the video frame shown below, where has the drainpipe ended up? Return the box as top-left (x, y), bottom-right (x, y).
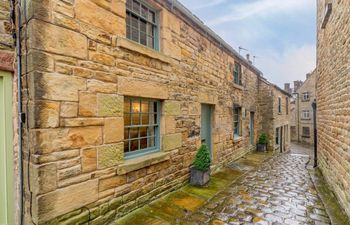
top-left (312, 99), bottom-right (317, 168)
top-left (13, 2), bottom-right (24, 224)
top-left (293, 92), bottom-right (300, 142)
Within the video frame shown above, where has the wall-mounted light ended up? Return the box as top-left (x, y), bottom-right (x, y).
top-left (321, 3), bottom-right (332, 29)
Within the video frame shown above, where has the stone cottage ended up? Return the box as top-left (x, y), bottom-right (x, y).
top-left (0, 0), bottom-right (290, 224)
top-left (258, 77), bottom-right (291, 152)
top-left (316, 0), bottom-right (350, 218)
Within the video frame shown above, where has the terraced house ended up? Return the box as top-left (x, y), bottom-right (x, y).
top-left (0, 0), bottom-right (290, 224)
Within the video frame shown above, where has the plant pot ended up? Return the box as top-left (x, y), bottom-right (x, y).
top-left (257, 144), bottom-right (267, 152)
top-left (190, 167), bottom-right (210, 186)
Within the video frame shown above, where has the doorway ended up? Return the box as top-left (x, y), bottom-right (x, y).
top-left (280, 126), bottom-right (283, 153)
top-left (201, 104), bottom-right (212, 157)
top-left (0, 71), bottom-right (14, 225)
top-left (249, 112), bottom-right (254, 145)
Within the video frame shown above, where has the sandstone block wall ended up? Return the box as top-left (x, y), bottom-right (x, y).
top-left (316, 0), bottom-right (350, 218)
top-left (19, 0), bottom-right (269, 224)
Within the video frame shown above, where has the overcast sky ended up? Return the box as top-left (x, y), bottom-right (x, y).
top-left (180, 0), bottom-right (317, 88)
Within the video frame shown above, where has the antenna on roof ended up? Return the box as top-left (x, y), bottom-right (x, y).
top-left (253, 56), bottom-right (258, 64)
top-left (239, 46), bottom-right (248, 54)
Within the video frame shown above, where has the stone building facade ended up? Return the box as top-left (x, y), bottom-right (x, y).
top-left (316, 0), bottom-right (350, 218)
top-left (289, 71), bottom-right (316, 145)
top-left (259, 78), bottom-right (291, 152)
top-left (1, 0), bottom-right (291, 224)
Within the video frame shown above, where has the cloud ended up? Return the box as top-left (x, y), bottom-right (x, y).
top-left (257, 44), bottom-right (316, 88)
top-left (208, 0), bottom-right (314, 25)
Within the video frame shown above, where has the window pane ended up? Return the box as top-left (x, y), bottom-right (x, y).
top-left (140, 127), bottom-right (147, 138)
top-left (130, 128), bottom-right (138, 139)
top-left (126, 0), bottom-right (132, 10)
top-left (124, 141), bottom-right (129, 153)
top-left (149, 126), bottom-right (156, 136)
top-left (141, 113), bottom-right (149, 125)
top-left (141, 5), bottom-right (148, 18)
top-left (147, 24), bottom-right (153, 35)
top-left (132, 0), bottom-right (140, 13)
top-left (148, 136), bottom-right (155, 147)
top-left (131, 113), bottom-right (140, 125)
top-left (124, 128), bottom-right (129, 140)
top-left (126, 25), bottom-right (131, 39)
top-left (131, 28), bottom-right (139, 42)
top-left (124, 113), bottom-right (131, 126)
top-left (131, 15), bottom-right (138, 28)
top-left (132, 100), bottom-right (140, 113)
top-left (147, 36), bottom-right (154, 48)
top-left (140, 32), bottom-right (147, 45)
top-left (148, 10), bottom-right (155, 22)
top-left (140, 138), bottom-right (147, 149)
top-left (141, 101), bottom-right (149, 113)
top-left (140, 19), bottom-right (147, 32)
top-left (130, 139), bottom-right (139, 151)
top-left (124, 99), bottom-right (131, 112)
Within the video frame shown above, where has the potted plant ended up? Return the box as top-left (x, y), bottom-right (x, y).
top-left (190, 144), bottom-right (211, 186)
top-left (257, 133), bottom-right (268, 152)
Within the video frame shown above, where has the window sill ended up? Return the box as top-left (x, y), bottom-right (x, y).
top-left (302, 135), bottom-right (310, 138)
top-left (301, 99), bottom-right (310, 102)
top-left (234, 136), bottom-right (242, 142)
top-left (301, 118), bottom-right (311, 121)
top-left (117, 151), bottom-right (170, 175)
top-left (116, 37), bottom-right (172, 64)
top-left (232, 83), bottom-right (244, 90)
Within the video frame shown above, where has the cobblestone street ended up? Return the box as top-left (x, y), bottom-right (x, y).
top-left (178, 150), bottom-right (331, 225)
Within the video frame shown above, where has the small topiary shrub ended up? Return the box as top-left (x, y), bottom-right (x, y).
top-left (193, 144), bottom-right (211, 171)
top-left (258, 133), bottom-right (268, 145)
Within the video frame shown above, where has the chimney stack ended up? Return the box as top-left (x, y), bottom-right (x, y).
top-left (246, 54), bottom-right (252, 64)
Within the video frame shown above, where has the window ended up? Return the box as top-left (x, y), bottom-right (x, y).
top-left (302, 110), bottom-right (310, 119)
top-left (278, 97), bottom-right (282, 113)
top-left (124, 97), bottom-right (160, 158)
top-left (302, 127), bottom-right (310, 137)
top-left (233, 107), bottom-right (241, 138)
top-left (302, 92), bottom-right (310, 101)
top-left (233, 62), bottom-right (242, 85)
top-left (126, 0), bottom-right (158, 49)
top-left (275, 128), bottom-right (279, 145)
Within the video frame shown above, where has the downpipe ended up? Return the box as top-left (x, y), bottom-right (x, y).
top-left (13, 1), bottom-right (24, 224)
top-left (312, 99), bottom-right (317, 168)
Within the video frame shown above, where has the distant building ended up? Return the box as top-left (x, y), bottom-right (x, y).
top-left (289, 71), bottom-right (316, 145)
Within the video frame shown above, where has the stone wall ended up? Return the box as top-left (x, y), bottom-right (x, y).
top-left (316, 0), bottom-right (350, 218)
top-left (19, 0), bottom-right (270, 224)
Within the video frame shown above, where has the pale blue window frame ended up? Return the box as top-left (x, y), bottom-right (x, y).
top-left (233, 106), bottom-right (241, 139)
top-left (124, 97), bottom-right (160, 159)
top-left (234, 62), bottom-right (242, 85)
top-left (126, 0), bottom-right (159, 50)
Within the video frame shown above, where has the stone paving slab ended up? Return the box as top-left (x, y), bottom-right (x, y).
top-left (178, 153), bottom-right (332, 225)
top-left (112, 152), bottom-right (274, 225)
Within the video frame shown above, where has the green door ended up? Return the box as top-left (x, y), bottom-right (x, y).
top-left (201, 104), bottom-right (212, 156)
top-left (0, 71), bottom-right (14, 225)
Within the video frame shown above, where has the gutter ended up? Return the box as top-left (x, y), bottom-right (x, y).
top-left (170, 0), bottom-right (264, 76)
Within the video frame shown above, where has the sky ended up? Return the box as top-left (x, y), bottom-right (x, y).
top-left (180, 0), bottom-right (317, 88)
